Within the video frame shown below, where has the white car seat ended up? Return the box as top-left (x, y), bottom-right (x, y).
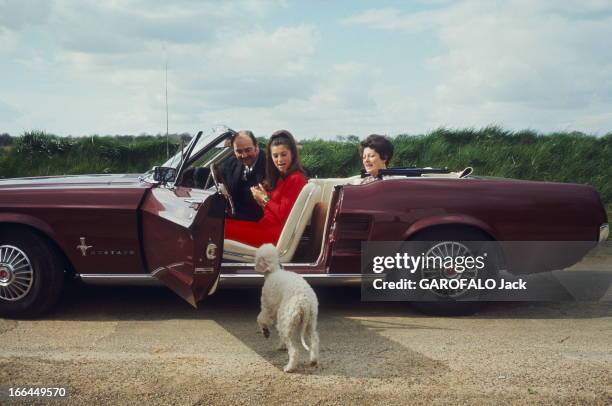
top-left (223, 182), bottom-right (322, 263)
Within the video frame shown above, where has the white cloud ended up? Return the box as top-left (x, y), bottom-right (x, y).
top-left (168, 25), bottom-right (320, 109)
top-left (2, 1), bottom-right (611, 137)
top-left (0, 26), bottom-right (17, 52)
top-left (206, 25), bottom-right (317, 75)
top-left (305, 63), bottom-right (378, 111)
top-left (224, 63), bottom-right (381, 138)
top-left (1, 1), bottom-right (313, 135)
top-left (342, 0), bottom-right (612, 134)
top-left (0, 99), bottom-right (20, 123)
top-left (48, 1), bottom-right (213, 54)
top-left (0, 0), bottom-right (52, 30)
top-left (341, 7), bottom-right (445, 32)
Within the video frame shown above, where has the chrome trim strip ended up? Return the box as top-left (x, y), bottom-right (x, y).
top-left (208, 275), bottom-right (220, 295)
top-left (222, 251), bottom-right (255, 260)
top-left (78, 273), bottom-right (365, 287)
top-left (194, 267), bottom-right (215, 274)
top-left (79, 274), bottom-right (164, 286)
top-left (221, 262), bottom-right (318, 268)
top-left (219, 273), bottom-right (364, 287)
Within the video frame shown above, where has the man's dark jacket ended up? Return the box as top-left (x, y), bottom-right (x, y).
top-left (221, 151), bottom-right (266, 221)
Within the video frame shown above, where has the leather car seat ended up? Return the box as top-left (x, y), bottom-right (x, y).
top-left (223, 182), bottom-right (322, 263)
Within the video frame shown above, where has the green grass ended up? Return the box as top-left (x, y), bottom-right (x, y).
top-left (0, 132), bottom-right (180, 177)
top-left (1, 128), bottom-right (610, 205)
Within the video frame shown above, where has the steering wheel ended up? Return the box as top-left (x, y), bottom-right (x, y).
top-left (210, 164), bottom-right (236, 217)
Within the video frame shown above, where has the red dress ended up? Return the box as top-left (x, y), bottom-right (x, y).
top-left (224, 171), bottom-right (307, 247)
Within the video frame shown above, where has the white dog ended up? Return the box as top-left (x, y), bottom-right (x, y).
top-left (255, 243), bottom-right (320, 372)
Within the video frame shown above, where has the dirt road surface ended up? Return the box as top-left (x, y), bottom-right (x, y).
top-left (1, 282), bottom-right (610, 405)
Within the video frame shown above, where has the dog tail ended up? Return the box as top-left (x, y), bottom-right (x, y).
top-left (300, 307), bottom-right (311, 352)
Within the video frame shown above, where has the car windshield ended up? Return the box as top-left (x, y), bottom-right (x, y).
top-left (160, 125), bottom-right (232, 169)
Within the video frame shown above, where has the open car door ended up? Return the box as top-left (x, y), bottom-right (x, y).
top-left (140, 130), bottom-right (230, 307)
top-left (141, 187), bottom-right (225, 307)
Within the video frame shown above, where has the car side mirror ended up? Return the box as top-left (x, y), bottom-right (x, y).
top-left (153, 166), bottom-right (177, 184)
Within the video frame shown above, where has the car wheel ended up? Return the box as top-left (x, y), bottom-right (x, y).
top-left (408, 227), bottom-right (501, 316)
top-left (0, 228), bottom-right (64, 319)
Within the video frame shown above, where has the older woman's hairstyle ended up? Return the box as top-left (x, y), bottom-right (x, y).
top-left (263, 129), bottom-right (306, 190)
top-left (360, 134), bottom-right (394, 165)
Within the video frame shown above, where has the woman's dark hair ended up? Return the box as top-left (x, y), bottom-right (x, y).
top-left (360, 134), bottom-right (394, 165)
top-left (263, 129), bottom-right (305, 190)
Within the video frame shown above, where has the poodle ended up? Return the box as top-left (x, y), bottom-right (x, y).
top-left (255, 243), bottom-right (320, 372)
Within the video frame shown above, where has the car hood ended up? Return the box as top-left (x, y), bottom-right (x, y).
top-left (0, 174), bottom-right (151, 189)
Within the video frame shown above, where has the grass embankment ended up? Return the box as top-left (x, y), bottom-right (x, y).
top-left (0, 128), bottom-right (610, 205)
top-left (0, 132), bottom-right (180, 176)
top-left (301, 128), bottom-right (611, 206)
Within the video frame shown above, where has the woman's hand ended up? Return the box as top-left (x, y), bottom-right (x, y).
top-left (251, 184), bottom-right (269, 207)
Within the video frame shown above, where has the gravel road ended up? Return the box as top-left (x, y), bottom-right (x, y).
top-left (1, 281), bottom-right (610, 405)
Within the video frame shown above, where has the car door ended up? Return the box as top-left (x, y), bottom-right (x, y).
top-left (140, 129), bottom-right (232, 307)
top-left (141, 185), bottom-right (225, 307)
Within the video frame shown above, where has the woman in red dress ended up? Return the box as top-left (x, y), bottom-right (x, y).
top-left (224, 130), bottom-right (307, 247)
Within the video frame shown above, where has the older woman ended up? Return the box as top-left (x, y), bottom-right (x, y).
top-left (359, 134), bottom-right (394, 184)
top-left (224, 130), bottom-right (307, 247)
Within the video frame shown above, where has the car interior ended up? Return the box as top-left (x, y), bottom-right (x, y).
top-left (176, 140), bottom-right (474, 266)
top-left (222, 177), bottom-right (352, 265)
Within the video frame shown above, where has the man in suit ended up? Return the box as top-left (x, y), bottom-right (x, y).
top-left (222, 130), bottom-right (266, 221)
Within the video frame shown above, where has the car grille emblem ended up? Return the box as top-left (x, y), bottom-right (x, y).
top-left (77, 237), bottom-right (93, 256)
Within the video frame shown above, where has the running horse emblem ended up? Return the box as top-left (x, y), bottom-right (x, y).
top-left (76, 237), bottom-right (93, 256)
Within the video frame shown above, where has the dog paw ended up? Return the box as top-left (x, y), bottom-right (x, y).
top-left (283, 365), bottom-right (296, 373)
top-left (309, 360), bottom-right (319, 367)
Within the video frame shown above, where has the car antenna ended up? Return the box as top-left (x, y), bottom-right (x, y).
top-left (165, 57), bottom-right (170, 160)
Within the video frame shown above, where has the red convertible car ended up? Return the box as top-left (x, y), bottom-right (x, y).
top-left (0, 126), bottom-right (608, 318)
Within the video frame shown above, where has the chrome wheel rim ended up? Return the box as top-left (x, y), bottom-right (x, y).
top-left (421, 241), bottom-right (479, 298)
top-left (0, 245), bottom-right (34, 301)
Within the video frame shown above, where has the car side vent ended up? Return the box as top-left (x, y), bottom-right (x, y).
top-left (336, 214), bottom-right (371, 239)
top-left (330, 214), bottom-right (371, 257)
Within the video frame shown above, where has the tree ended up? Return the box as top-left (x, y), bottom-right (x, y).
top-left (0, 133), bottom-right (12, 146)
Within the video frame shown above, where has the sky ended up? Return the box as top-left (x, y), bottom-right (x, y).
top-left (1, 0), bottom-right (611, 139)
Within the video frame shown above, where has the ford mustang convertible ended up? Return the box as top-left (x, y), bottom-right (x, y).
top-left (0, 126), bottom-right (608, 318)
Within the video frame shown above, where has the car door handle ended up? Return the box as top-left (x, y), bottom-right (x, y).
top-left (184, 198), bottom-right (204, 209)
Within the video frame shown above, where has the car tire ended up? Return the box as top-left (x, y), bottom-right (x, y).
top-left (407, 227), bottom-right (501, 317)
top-left (0, 228), bottom-right (64, 319)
